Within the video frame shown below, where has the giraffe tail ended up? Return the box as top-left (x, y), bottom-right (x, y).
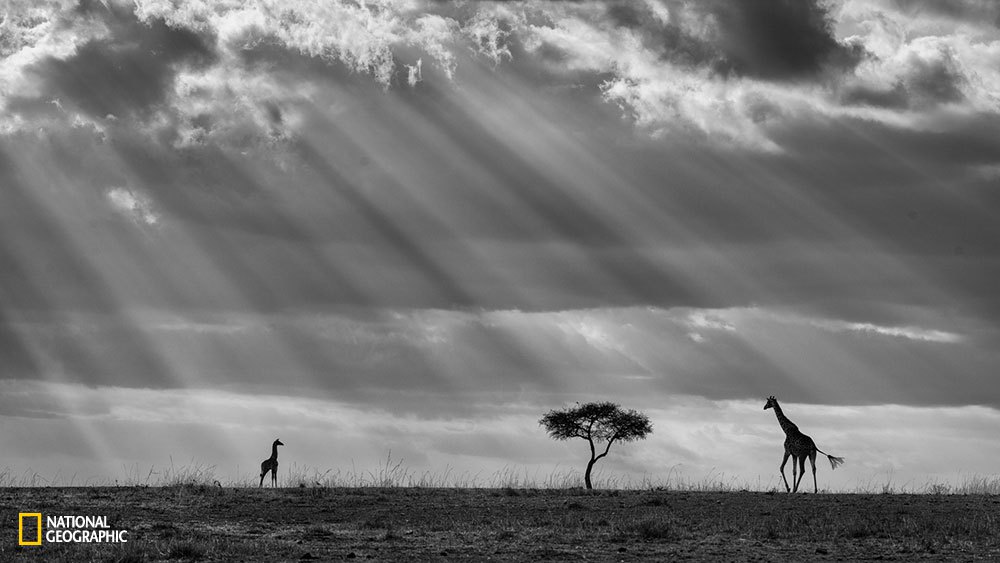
top-left (817, 448), bottom-right (845, 470)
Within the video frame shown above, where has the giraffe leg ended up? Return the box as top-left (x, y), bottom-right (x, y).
top-left (259, 472), bottom-right (264, 488)
top-left (779, 451), bottom-right (791, 492)
top-left (791, 455), bottom-right (799, 493)
top-left (809, 451), bottom-right (818, 494)
top-left (795, 456), bottom-right (807, 493)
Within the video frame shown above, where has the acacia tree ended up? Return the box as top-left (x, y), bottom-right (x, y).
top-left (539, 401), bottom-right (653, 489)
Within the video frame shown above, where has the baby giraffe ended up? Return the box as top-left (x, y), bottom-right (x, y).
top-left (259, 439), bottom-right (284, 488)
top-left (764, 396), bottom-right (844, 493)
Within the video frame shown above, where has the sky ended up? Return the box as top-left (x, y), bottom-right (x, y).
top-left (1, 0), bottom-right (999, 489)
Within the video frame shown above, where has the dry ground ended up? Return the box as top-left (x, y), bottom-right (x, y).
top-left (2, 487), bottom-right (1000, 561)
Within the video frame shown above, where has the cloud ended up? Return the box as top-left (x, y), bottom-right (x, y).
top-left (106, 186), bottom-right (159, 225)
top-left (900, 45), bottom-right (966, 105)
top-left (3, 67), bottom-right (997, 324)
top-left (884, 0), bottom-right (1000, 24)
top-left (4, 305), bottom-right (989, 415)
top-left (504, 0), bottom-right (1000, 149)
top-left (0, 0), bottom-right (464, 139)
top-left (813, 320), bottom-right (963, 343)
top-left (26, 3), bottom-right (216, 120)
top-left (840, 36), bottom-right (974, 112)
top-left (131, 0), bottom-right (468, 86)
top-left (695, 308), bottom-right (965, 344)
top-left (5, 0), bottom-right (998, 152)
top-left (4, 380), bottom-right (1000, 489)
top-left (0, 4), bottom-right (105, 130)
top-left (586, 0), bottom-right (863, 81)
top-left (462, 7), bottom-right (516, 66)
top-left (837, 0), bottom-right (1000, 111)
top-left (686, 310), bottom-right (736, 332)
top-left (520, 12), bottom-right (784, 149)
top-left (697, 0), bottom-right (865, 80)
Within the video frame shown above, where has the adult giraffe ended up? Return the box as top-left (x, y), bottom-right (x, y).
top-left (764, 396), bottom-right (844, 493)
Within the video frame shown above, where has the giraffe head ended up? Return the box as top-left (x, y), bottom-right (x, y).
top-left (274, 439), bottom-right (284, 447)
top-left (763, 396), bottom-right (777, 410)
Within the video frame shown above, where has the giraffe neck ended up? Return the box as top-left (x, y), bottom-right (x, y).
top-left (270, 443), bottom-right (279, 461)
top-left (771, 403), bottom-right (799, 435)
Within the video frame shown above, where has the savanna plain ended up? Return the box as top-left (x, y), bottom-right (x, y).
top-left (4, 474), bottom-right (1000, 562)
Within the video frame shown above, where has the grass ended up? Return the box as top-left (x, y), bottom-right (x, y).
top-left (847, 472), bottom-right (1000, 495)
top-left (3, 455), bottom-right (1000, 494)
top-left (116, 458), bottom-right (220, 488)
top-left (0, 467), bottom-right (58, 487)
top-left (6, 487), bottom-right (1000, 561)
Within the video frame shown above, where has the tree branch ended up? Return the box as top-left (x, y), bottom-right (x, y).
top-left (595, 437), bottom-right (616, 462)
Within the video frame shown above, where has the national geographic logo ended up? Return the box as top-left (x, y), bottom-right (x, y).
top-left (18, 513), bottom-right (129, 546)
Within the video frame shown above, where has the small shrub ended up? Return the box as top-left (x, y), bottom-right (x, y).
top-left (496, 530), bottom-right (517, 541)
top-left (149, 522), bottom-right (180, 538)
top-left (166, 540), bottom-right (209, 560)
top-left (841, 522), bottom-right (874, 539)
top-left (359, 518), bottom-right (390, 530)
top-left (633, 518), bottom-right (681, 541)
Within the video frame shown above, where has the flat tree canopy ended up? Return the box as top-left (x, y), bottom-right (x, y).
top-left (539, 401), bottom-right (652, 489)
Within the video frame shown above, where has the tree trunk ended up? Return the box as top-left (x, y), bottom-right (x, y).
top-left (584, 456), bottom-right (596, 489)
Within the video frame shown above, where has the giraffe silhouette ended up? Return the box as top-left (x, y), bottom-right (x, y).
top-left (764, 396), bottom-right (844, 493)
top-left (259, 439), bottom-right (283, 488)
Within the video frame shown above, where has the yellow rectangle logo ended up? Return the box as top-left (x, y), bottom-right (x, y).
top-left (18, 513), bottom-right (42, 546)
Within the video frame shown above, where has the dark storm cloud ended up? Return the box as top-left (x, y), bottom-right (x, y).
top-left (605, 2), bottom-right (648, 28)
top-left (702, 0), bottom-right (865, 79)
top-left (22, 2), bottom-right (215, 120)
top-left (602, 0), bottom-right (864, 80)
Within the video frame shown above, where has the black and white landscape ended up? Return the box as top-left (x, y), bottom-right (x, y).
top-left (2, 0), bottom-right (1000, 494)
